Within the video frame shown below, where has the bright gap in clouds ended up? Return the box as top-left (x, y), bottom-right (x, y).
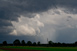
top-left (10, 8), bottom-right (77, 43)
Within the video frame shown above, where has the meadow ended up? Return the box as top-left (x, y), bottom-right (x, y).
top-left (1, 46), bottom-right (77, 51)
top-left (0, 49), bottom-right (6, 51)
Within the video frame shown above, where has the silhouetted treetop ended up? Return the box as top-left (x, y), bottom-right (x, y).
top-left (33, 42), bottom-right (36, 46)
top-left (13, 39), bottom-right (20, 46)
top-left (3, 41), bottom-right (7, 46)
top-left (21, 40), bottom-right (26, 45)
top-left (48, 41), bottom-right (53, 45)
top-left (27, 41), bottom-right (32, 46)
top-left (37, 41), bottom-right (40, 46)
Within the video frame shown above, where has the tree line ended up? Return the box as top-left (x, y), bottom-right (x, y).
top-left (0, 39), bottom-right (77, 47)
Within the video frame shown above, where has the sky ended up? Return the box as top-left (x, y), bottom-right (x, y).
top-left (0, 0), bottom-right (77, 43)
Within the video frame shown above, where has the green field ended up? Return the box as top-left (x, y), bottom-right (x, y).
top-left (0, 49), bottom-right (6, 51)
top-left (2, 46), bottom-right (77, 51)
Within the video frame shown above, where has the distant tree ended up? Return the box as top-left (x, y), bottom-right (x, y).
top-left (37, 41), bottom-right (40, 46)
top-left (58, 42), bottom-right (61, 44)
top-left (75, 41), bottom-right (77, 44)
top-left (3, 41), bottom-right (7, 46)
top-left (13, 39), bottom-right (20, 46)
top-left (62, 43), bottom-right (66, 47)
top-left (48, 41), bottom-right (53, 46)
top-left (21, 40), bottom-right (26, 46)
top-left (75, 41), bottom-right (77, 46)
top-left (57, 42), bottom-right (61, 46)
top-left (27, 41), bottom-right (32, 46)
top-left (33, 42), bottom-right (36, 46)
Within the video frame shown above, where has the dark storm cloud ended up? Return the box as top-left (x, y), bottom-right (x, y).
top-left (0, 0), bottom-right (77, 43)
top-left (0, 0), bottom-right (55, 21)
top-left (0, 19), bottom-right (12, 27)
top-left (0, 0), bottom-right (55, 36)
top-left (0, 0), bottom-right (77, 21)
top-left (55, 0), bottom-right (77, 14)
top-left (0, 26), bottom-right (13, 35)
top-left (0, 0), bottom-right (55, 30)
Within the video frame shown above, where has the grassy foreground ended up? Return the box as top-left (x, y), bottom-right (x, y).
top-left (2, 46), bottom-right (77, 51)
top-left (0, 49), bottom-right (6, 51)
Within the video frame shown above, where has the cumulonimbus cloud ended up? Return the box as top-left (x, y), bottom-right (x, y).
top-left (10, 14), bottom-right (44, 36)
top-left (0, 0), bottom-right (77, 43)
top-left (9, 7), bottom-right (77, 43)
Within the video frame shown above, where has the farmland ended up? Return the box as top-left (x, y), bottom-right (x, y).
top-left (0, 46), bottom-right (77, 51)
top-left (0, 49), bottom-right (6, 51)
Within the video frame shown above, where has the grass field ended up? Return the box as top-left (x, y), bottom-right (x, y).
top-left (0, 49), bottom-right (6, 51)
top-left (1, 46), bottom-right (77, 51)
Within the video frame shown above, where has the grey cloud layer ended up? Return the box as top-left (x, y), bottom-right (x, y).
top-left (0, 0), bottom-right (77, 43)
top-left (0, 0), bottom-right (77, 21)
top-left (0, 0), bottom-right (55, 29)
top-left (56, 27), bottom-right (77, 43)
